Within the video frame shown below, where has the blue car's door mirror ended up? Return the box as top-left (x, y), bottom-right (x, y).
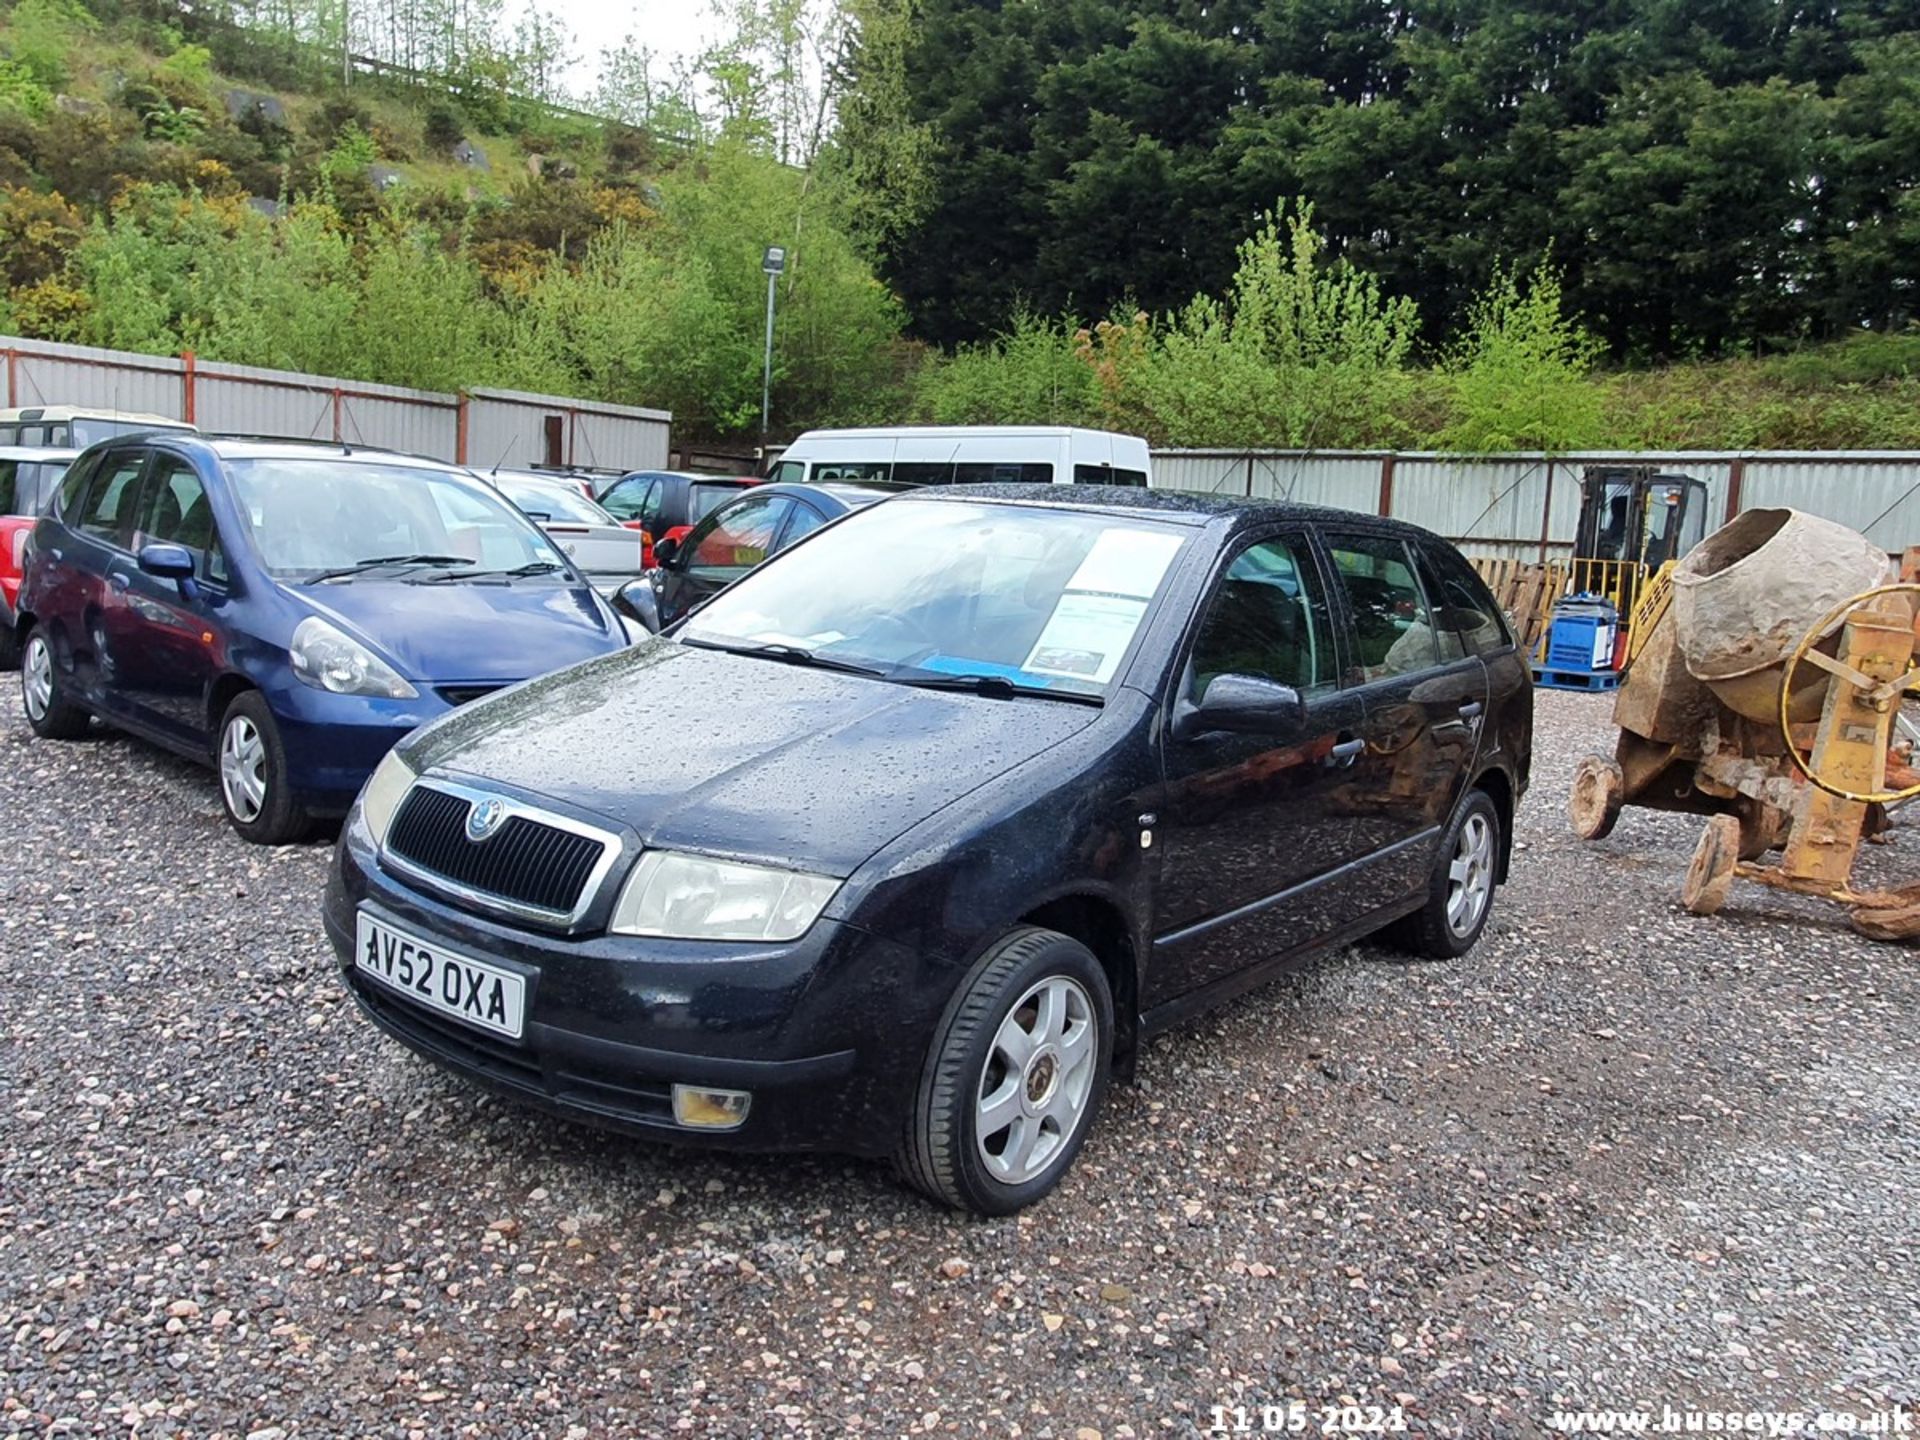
top-left (137, 542), bottom-right (197, 580)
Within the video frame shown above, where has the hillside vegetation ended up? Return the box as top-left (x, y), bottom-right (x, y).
top-left (0, 0), bottom-right (1917, 451)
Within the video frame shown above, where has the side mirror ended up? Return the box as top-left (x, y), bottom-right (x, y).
top-left (137, 542), bottom-right (196, 580)
top-left (652, 534), bottom-right (682, 569)
top-left (1173, 674), bottom-right (1306, 740)
top-left (611, 576), bottom-right (662, 635)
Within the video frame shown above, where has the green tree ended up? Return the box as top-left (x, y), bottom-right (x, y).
top-left (1440, 259), bottom-right (1605, 454)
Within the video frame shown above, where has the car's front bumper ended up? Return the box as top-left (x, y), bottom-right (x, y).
top-left (323, 808), bottom-right (936, 1155)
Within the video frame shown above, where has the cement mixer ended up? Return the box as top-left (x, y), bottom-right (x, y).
top-left (1567, 507), bottom-right (1920, 940)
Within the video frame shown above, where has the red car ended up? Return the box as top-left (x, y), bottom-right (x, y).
top-left (0, 446), bottom-right (78, 669)
top-left (594, 471), bottom-right (761, 568)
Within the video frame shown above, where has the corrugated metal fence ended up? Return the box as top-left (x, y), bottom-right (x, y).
top-left (1151, 448), bottom-right (1920, 557)
top-left (0, 337), bottom-right (672, 472)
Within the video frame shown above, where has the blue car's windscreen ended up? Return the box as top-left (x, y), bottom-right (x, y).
top-left (680, 499), bottom-right (1190, 699)
top-left (226, 459), bottom-right (567, 580)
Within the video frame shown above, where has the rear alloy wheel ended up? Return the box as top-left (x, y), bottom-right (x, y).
top-left (20, 630), bottom-right (89, 739)
top-left (897, 927), bottom-right (1113, 1216)
top-left (217, 692), bottom-right (309, 845)
top-left (1385, 787), bottom-right (1503, 959)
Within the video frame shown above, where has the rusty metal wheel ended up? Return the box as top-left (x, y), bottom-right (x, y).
top-left (1681, 814), bottom-right (1742, 916)
top-left (1569, 753), bottom-right (1624, 841)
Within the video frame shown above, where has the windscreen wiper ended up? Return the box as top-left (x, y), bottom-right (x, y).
top-left (416, 560), bottom-right (565, 584)
top-left (308, 553), bottom-right (475, 583)
top-left (890, 671), bottom-right (1101, 704)
top-left (681, 637), bottom-right (888, 677)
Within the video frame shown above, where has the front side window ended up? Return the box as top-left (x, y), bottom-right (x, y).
top-left (78, 452), bottom-right (148, 547)
top-left (1326, 534), bottom-right (1439, 680)
top-left (687, 495), bottom-right (794, 580)
top-left (766, 460), bottom-right (806, 484)
top-left (1189, 537), bottom-right (1337, 702)
top-left (54, 453), bottom-right (96, 520)
top-left (225, 458), bottom-right (564, 580)
top-left (138, 455), bottom-right (219, 566)
top-left (684, 499), bottom-right (1190, 699)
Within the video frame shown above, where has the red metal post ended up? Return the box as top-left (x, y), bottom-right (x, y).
top-left (568, 408), bottom-right (579, 467)
top-left (5, 348), bottom-right (15, 408)
top-left (180, 349), bottom-right (197, 424)
top-left (1377, 454), bottom-right (1397, 517)
top-left (332, 388), bottom-right (343, 442)
top-left (1539, 460), bottom-right (1555, 565)
top-left (455, 393), bottom-right (470, 465)
top-left (1724, 458), bottom-right (1745, 525)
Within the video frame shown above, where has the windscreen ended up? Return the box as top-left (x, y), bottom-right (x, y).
top-left (70, 418), bottom-right (194, 447)
top-left (501, 479), bottom-right (614, 525)
top-left (682, 499), bottom-right (1189, 698)
top-left (226, 458), bottom-right (565, 579)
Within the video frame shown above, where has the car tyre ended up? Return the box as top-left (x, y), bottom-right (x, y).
top-left (217, 691), bottom-right (309, 845)
top-left (897, 926), bottom-right (1113, 1217)
top-left (1384, 786), bottom-right (1503, 960)
top-left (20, 628), bottom-right (89, 739)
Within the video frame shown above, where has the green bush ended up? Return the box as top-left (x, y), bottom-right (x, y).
top-left (1439, 259), bottom-right (1606, 455)
top-left (0, 59), bottom-right (53, 118)
top-left (423, 101), bottom-right (465, 153)
top-left (7, 0), bottom-right (98, 91)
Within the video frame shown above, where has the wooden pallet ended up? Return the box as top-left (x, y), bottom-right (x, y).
top-left (1471, 557), bottom-right (1567, 654)
top-left (1531, 665), bottom-right (1623, 692)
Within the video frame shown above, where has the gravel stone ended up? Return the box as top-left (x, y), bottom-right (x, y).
top-left (2, 688), bottom-right (1915, 1435)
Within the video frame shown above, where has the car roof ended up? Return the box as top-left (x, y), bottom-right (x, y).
top-left (0, 406), bottom-right (191, 426)
top-left (160, 435), bottom-right (465, 470)
top-left (895, 482), bottom-right (1432, 537)
top-left (757, 480), bottom-right (911, 509)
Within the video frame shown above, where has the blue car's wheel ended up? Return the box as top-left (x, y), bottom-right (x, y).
top-left (20, 629), bottom-right (89, 740)
top-left (218, 692), bottom-right (309, 846)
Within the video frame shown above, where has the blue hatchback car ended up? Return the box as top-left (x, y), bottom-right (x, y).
top-left (14, 436), bottom-right (628, 843)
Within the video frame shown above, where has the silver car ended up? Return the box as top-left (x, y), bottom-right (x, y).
top-left (487, 471), bottom-right (647, 594)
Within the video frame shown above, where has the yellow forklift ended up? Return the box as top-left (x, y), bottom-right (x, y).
top-left (1570, 465), bottom-right (1713, 624)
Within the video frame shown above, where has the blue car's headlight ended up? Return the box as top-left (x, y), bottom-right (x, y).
top-left (290, 616), bottom-right (417, 699)
top-left (608, 852), bottom-right (840, 942)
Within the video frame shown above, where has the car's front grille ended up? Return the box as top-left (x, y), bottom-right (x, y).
top-left (385, 784), bottom-right (608, 919)
top-left (437, 684), bottom-right (505, 707)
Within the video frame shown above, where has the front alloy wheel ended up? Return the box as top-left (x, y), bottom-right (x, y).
top-left (975, 974), bottom-right (1098, 1185)
top-left (898, 926), bottom-right (1113, 1216)
top-left (216, 692), bottom-right (309, 845)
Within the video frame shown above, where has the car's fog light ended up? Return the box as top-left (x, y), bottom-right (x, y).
top-left (672, 1085), bottom-right (752, 1130)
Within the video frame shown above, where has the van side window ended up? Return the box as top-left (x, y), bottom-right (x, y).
top-left (1325, 534), bottom-right (1439, 680)
top-left (1074, 464), bottom-right (1148, 487)
top-left (892, 462), bottom-right (955, 485)
top-left (814, 462), bottom-right (892, 482)
top-left (953, 462), bottom-right (1051, 484)
top-left (765, 460), bottom-right (806, 484)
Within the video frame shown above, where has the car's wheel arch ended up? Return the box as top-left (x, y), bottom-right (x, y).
top-left (1469, 763), bottom-right (1518, 882)
top-left (206, 671), bottom-right (260, 750)
top-left (1012, 887), bottom-right (1142, 1080)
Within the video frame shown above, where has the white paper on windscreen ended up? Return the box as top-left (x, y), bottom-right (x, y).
top-left (1022, 528), bottom-right (1184, 684)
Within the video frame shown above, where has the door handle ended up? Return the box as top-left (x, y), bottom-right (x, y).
top-left (1326, 736), bottom-right (1366, 767)
top-left (1458, 701), bottom-right (1484, 720)
top-left (108, 572), bottom-right (130, 591)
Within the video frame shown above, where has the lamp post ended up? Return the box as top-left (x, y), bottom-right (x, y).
top-left (761, 245), bottom-right (787, 441)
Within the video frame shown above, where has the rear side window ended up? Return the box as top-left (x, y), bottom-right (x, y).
top-left (1189, 536), bottom-right (1338, 700)
top-left (1325, 534), bottom-right (1439, 681)
top-left (0, 461), bottom-right (18, 514)
top-left (20, 461), bottom-right (65, 514)
top-left (690, 483), bottom-right (749, 522)
top-left (78, 452), bottom-right (148, 548)
top-left (1421, 543), bottom-right (1512, 657)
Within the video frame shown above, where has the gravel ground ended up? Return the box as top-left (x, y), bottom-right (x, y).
top-left (2, 687), bottom-right (1917, 1439)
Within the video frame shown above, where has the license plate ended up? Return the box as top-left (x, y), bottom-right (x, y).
top-left (354, 909), bottom-right (526, 1041)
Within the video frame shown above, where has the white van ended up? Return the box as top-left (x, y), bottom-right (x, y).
top-left (767, 426), bottom-right (1152, 488)
top-left (0, 406), bottom-right (196, 449)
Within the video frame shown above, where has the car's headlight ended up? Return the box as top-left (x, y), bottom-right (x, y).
top-left (291, 616), bottom-right (417, 698)
top-left (608, 851), bottom-right (840, 942)
top-left (359, 748), bottom-right (416, 847)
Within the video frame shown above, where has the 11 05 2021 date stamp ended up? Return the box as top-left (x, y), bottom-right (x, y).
top-left (1209, 1403), bottom-right (1409, 1434)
